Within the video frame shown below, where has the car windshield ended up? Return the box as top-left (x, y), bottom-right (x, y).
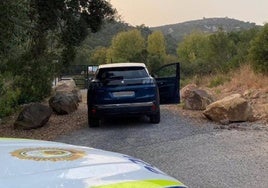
top-left (96, 67), bottom-right (149, 80)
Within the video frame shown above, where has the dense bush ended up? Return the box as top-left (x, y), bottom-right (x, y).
top-left (0, 74), bottom-right (20, 118)
top-left (177, 28), bottom-right (259, 80)
top-left (249, 24), bottom-right (268, 74)
top-left (0, 0), bottom-right (115, 118)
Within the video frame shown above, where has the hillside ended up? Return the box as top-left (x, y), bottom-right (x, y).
top-left (83, 21), bottom-right (132, 49)
top-left (83, 18), bottom-right (258, 56)
top-left (151, 17), bottom-right (257, 43)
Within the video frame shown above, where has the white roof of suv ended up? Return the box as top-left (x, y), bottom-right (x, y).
top-left (99, 63), bottom-right (146, 69)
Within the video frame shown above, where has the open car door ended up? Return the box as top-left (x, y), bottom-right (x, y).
top-left (153, 62), bottom-right (180, 104)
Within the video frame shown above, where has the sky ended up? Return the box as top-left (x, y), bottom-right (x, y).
top-left (109, 0), bottom-right (268, 27)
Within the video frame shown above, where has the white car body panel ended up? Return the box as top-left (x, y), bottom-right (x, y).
top-left (0, 138), bottom-right (186, 188)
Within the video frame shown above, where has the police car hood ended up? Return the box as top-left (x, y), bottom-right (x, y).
top-left (0, 138), bottom-right (186, 188)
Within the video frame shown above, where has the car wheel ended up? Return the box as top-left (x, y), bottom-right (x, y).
top-left (89, 117), bottom-right (100, 127)
top-left (150, 111), bottom-right (160, 124)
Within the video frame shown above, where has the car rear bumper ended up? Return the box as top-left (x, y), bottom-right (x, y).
top-left (89, 102), bottom-right (159, 118)
top-left (96, 102), bottom-right (154, 109)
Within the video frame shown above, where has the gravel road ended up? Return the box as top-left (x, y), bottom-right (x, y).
top-left (56, 105), bottom-right (268, 188)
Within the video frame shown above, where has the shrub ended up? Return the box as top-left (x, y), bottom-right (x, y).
top-left (249, 24), bottom-right (268, 74)
top-left (0, 74), bottom-right (21, 118)
top-left (13, 53), bottom-right (55, 103)
top-left (209, 75), bottom-right (229, 88)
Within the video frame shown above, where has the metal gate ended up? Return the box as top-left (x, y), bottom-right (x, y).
top-left (58, 65), bottom-right (98, 89)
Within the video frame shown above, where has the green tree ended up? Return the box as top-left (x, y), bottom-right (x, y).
top-left (177, 31), bottom-right (210, 76)
top-left (136, 24), bottom-right (152, 39)
top-left (207, 29), bottom-right (236, 72)
top-left (147, 31), bottom-right (167, 71)
top-left (177, 31), bottom-right (209, 63)
top-left (227, 28), bottom-right (258, 68)
top-left (27, 0), bottom-right (116, 65)
top-left (90, 47), bottom-right (109, 65)
top-left (0, 0), bottom-right (116, 106)
top-left (15, 0), bottom-right (115, 103)
top-left (249, 24), bottom-right (268, 74)
top-left (109, 29), bottom-right (146, 62)
top-left (165, 34), bottom-right (178, 56)
top-left (0, 0), bottom-right (29, 69)
top-left (0, 0), bottom-right (31, 114)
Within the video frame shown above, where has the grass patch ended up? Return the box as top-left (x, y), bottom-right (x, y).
top-left (209, 75), bottom-right (228, 88)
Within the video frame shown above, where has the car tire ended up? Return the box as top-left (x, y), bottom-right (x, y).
top-left (150, 111), bottom-right (160, 124)
top-left (89, 117), bottom-right (100, 127)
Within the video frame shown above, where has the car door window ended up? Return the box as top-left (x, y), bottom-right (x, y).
top-left (154, 64), bottom-right (176, 78)
top-left (153, 63), bottom-right (180, 104)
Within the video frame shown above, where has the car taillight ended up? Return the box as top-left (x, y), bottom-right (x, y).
top-left (151, 103), bottom-right (157, 111)
top-left (91, 108), bottom-right (97, 114)
top-left (142, 78), bottom-right (154, 84)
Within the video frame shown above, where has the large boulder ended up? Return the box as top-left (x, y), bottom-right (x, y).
top-left (54, 79), bottom-right (76, 92)
top-left (71, 89), bottom-right (82, 103)
top-left (14, 103), bottom-right (52, 130)
top-left (243, 89), bottom-right (268, 122)
top-left (49, 93), bottom-right (79, 115)
top-left (180, 84), bottom-right (198, 100)
top-left (181, 84), bottom-right (214, 110)
top-left (54, 79), bottom-right (82, 102)
top-left (203, 94), bottom-right (253, 124)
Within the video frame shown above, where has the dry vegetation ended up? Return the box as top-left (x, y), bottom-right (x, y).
top-left (213, 65), bottom-right (267, 96)
top-left (194, 65), bottom-right (268, 123)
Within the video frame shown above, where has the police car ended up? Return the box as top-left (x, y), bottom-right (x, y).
top-left (1, 138), bottom-right (187, 188)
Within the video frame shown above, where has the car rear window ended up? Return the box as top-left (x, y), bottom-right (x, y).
top-left (96, 67), bottom-right (149, 80)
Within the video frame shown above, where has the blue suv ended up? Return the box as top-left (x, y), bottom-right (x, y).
top-left (87, 62), bottom-right (180, 127)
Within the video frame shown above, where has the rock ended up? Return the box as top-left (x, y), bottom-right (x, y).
top-left (180, 84), bottom-right (214, 110)
top-left (203, 94), bottom-right (253, 124)
top-left (54, 79), bottom-right (82, 102)
top-left (254, 103), bottom-right (268, 121)
top-left (54, 79), bottom-right (76, 92)
top-left (71, 89), bottom-right (82, 103)
top-left (184, 89), bottom-right (214, 110)
top-left (14, 103), bottom-right (52, 130)
top-left (51, 79), bottom-right (82, 113)
top-left (49, 93), bottom-right (79, 115)
top-left (180, 84), bottom-right (198, 100)
top-left (243, 89), bottom-right (262, 99)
